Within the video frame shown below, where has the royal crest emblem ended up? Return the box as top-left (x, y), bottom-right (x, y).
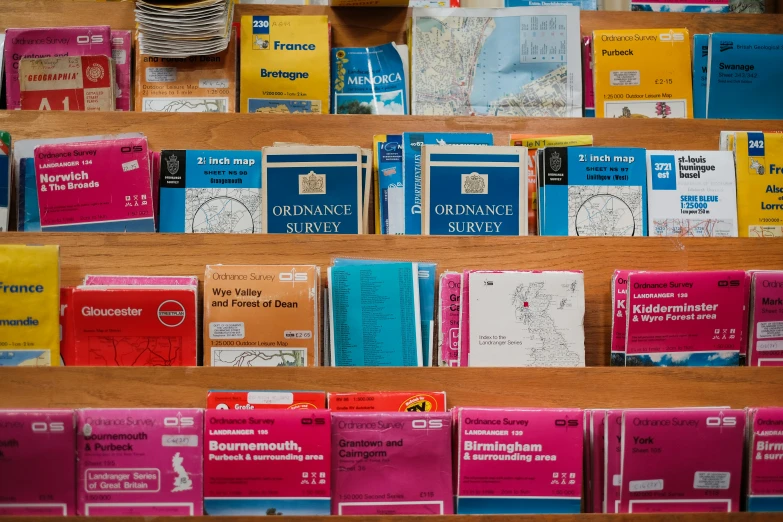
top-left (463, 173), bottom-right (487, 194)
top-left (299, 171), bottom-right (326, 194)
top-left (549, 150), bottom-right (562, 172)
top-left (166, 154), bottom-right (180, 175)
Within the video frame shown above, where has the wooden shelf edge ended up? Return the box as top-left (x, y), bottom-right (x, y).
top-left (0, 514), bottom-right (779, 521)
top-left (1, 367), bottom-right (782, 409)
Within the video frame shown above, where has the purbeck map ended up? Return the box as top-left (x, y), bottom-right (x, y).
top-left (185, 188), bottom-right (261, 234)
top-left (412, 7), bottom-right (581, 117)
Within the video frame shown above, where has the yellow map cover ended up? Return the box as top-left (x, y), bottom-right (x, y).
top-left (593, 28), bottom-right (692, 119)
top-left (0, 245), bottom-right (60, 366)
top-left (509, 134), bottom-right (593, 235)
top-left (240, 15), bottom-right (330, 114)
top-left (733, 132), bottom-right (783, 237)
top-left (134, 28), bottom-right (237, 112)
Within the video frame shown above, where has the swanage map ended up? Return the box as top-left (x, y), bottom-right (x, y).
top-left (411, 7), bottom-right (581, 117)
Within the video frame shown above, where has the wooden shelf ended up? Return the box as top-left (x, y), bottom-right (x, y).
top-left (2, 234), bottom-right (782, 366)
top-left (2, 2), bottom-right (782, 47)
top-left (1, 367), bottom-right (782, 409)
top-left (11, 514), bottom-right (770, 521)
top-left (3, 111), bottom-right (783, 152)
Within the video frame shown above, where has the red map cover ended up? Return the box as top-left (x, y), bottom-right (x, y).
top-left (19, 54), bottom-right (115, 111)
top-left (71, 286), bottom-right (197, 366)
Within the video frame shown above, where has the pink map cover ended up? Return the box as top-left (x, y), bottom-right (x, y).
top-left (204, 409), bottom-right (331, 515)
top-left (34, 138), bottom-right (155, 232)
top-left (332, 412), bottom-right (453, 515)
top-left (83, 275), bottom-right (198, 286)
top-left (611, 271), bottom-right (633, 366)
top-left (620, 409), bottom-right (745, 514)
top-left (111, 30), bottom-right (131, 112)
top-left (749, 271), bottom-right (783, 367)
top-left (589, 409), bottom-right (606, 513)
top-left (456, 407), bottom-right (583, 514)
top-left (459, 271), bottom-right (471, 366)
top-left (604, 410), bottom-right (622, 513)
top-left (439, 272), bottom-right (460, 366)
top-left (625, 271), bottom-right (746, 366)
top-left (748, 407), bottom-right (783, 511)
top-left (76, 408), bottom-right (203, 516)
top-left (582, 36), bottom-right (595, 116)
top-left (4, 26), bottom-right (112, 110)
top-left (0, 410), bottom-right (76, 516)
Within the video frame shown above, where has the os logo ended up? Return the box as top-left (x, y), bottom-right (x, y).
top-left (158, 300), bottom-right (186, 327)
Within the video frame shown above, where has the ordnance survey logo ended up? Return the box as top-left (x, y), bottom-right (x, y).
top-left (299, 171), bottom-right (326, 195)
top-left (166, 154), bottom-right (180, 175)
top-left (461, 172), bottom-right (488, 195)
top-left (549, 150), bottom-right (562, 172)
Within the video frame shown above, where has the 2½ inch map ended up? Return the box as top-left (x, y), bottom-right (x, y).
top-left (142, 97), bottom-right (229, 112)
top-left (86, 337), bottom-right (184, 366)
top-left (185, 188), bottom-right (261, 233)
top-left (412, 10), bottom-right (580, 117)
top-left (211, 348), bottom-right (307, 367)
top-left (569, 185), bottom-right (643, 236)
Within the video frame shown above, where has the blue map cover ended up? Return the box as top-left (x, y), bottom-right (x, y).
top-left (693, 34), bottom-right (709, 119)
top-left (159, 150), bottom-right (262, 234)
top-left (424, 146), bottom-right (526, 236)
top-left (18, 158), bottom-right (40, 232)
top-left (402, 132), bottom-right (493, 235)
top-left (376, 135), bottom-right (403, 235)
top-left (334, 258), bottom-right (437, 366)
top-left (263, 146), bottom-right (363, 234)
top-left (707, 33), bottom-right (783, 119)
top-left (540, 147), bottom-right (648, 236)
top-left (328, 262), bottom-right (422, 367)
top-left (331, 43), bottom-right (408, 115)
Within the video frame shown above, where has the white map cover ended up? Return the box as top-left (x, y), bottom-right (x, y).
top-left (646, 150), bottom-right (738, 237)
top-left (468, 270), bottom-right (585, 367)
top-left (411, 7), bottom-right (582, 117)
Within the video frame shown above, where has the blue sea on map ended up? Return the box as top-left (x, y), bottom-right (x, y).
top-left (469, 17), bottom-right (563, 115)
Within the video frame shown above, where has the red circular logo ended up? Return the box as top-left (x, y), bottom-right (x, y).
top-left (157, 300), bottom-right (186, 327)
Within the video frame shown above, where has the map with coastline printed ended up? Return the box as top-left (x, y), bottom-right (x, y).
top-left (185, 188), bottom-right (261, 234)
top-left (142, 97), bottom-right (229, 112)
top-left (652, 219), bottom-right (735, 237)
top-left (212, 348), bottom-right (306, 367)
top-left (87, 337), bottom-right (183, 366)
top-left (468, 272), bottom-right (585, 367)
top-left (412, 9), bottom-right (581, 117)
top-left (0, 350), bottom-right (50, 366)
top-left (568, 185), bottom-right (643, 236)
